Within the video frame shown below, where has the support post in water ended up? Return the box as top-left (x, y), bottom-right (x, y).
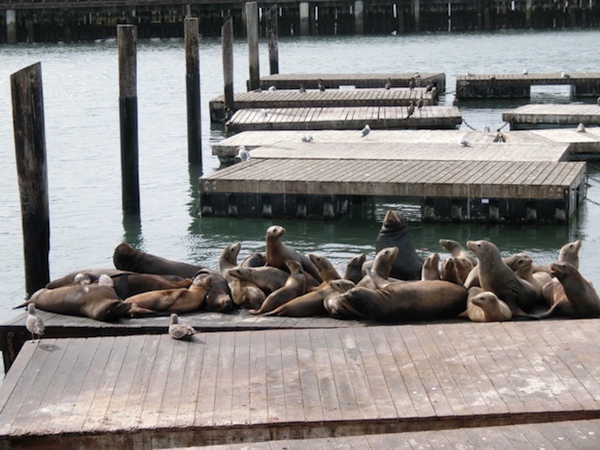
top-left (11, 62), bottom-right (50, 294)
top-left (118, 24), bottom-right (140, 215)
top-left (266, 5), bottom-right (279, 75)
top-left (185, 17), bottom-right (202, 167)
top-left (246, 2), bottom-right (260, 90)
top-left (222, 17), bottom-right (234, 115)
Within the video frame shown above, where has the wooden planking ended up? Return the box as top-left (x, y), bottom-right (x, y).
top-left (200, 159), bottom-right (586, 200)
top-left (4, 320), bottom-right (600, 447)
top-left (503, 104), bottom-right (600, 127)
top-left (226, 106), bottom-right (461, 132)
top-left (457, 71), bottom-right (600, 84)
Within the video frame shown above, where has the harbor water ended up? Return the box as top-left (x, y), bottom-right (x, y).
top-left (1, 29), bottom-right (600, 322)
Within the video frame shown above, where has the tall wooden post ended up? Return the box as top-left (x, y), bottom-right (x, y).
top-left (11, 62), bottom-right (50, 295)
top-left (413, 0), bottom-right (420, 32)
top-left (6, 10), bottom-right (17, 44)
top-left (246, 2), bottom-right (260, 91)
top-left (117, 25), bottom-right (140, 215)
top-left (267, 5), bottom-right (279, 75)
top-left (222, 17), bottom-right (234, 117)
top-left (185, 17), bottom-right (202, 167)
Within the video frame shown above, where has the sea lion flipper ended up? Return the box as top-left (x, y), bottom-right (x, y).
top-left (13, 300), bottom-right (30, 310)
top-left (458, 309), bottom-right (469, 318)
top-left (113, 274), bottom-right (129, 299)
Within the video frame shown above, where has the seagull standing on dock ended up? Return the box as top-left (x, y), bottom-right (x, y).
top-left (523, 68), bottom-right (528, 75)
top-left (561, 72), bottom-right (570, 79)
top-left (425, 81), bottom-right (434, 93)
top-left (268, 85), bottom-right (277, 91)
top-left (408, 77), bottom-right (416, 90)
top-left (299, 84), bottom-right (306, 93)
top-left (406, 101), bottom-right (415, 119)
top-left (318, 79), bottom-right (325, 92)
top-left (384, 78), bottom-right (392, 90)
top-left (459, 139), bottom-right (471, 147)
top-left (416, 93), bottom-right (424, 110)
top-left (361, 124), bottom-right (371, 138)
top-left (452, 96), bottom-right (459, 107)
top-left (169, 313), bottom-right (197, 340)
top-left (235, 145), bottom-right (251, 163)
top-left (577, 123), bottom-right (586, 133)
top-left (261, 109), bottom-right (268, 119)
top-left (26, 304), bottom-right (45, 343)
top-left (301, 134), bottom-right (314, 142)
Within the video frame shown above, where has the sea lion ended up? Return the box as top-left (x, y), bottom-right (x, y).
top-left (22, 284), bottom-right (131, 321)
top-left (466, 240), bottom-right (538, 315)
top-left (45, 268), bottom-right (132, 289)
top-left (441, 258), bottom-right (462, 285)
top-left (308, 253), bottom-right (341, 283)
top-left (421, 253), bottom-right (441, 281)
top-left (338, 280), bottom-right (467, 323)
top-left (357, 247), bottom-right (400, 289)
top-left (439, 238), bottom-right (478, 267)
top-left (459, 289), bottom-right (512, 322)
top-left (241, 252), bottom-right (267, 267)
top-left (124, 275), bottom-right (212, 317)
top-left (227, 266), bottom-right (289, 295)
top-left (219, 242), bottom-right (242, 281)
top-left (538, 262), bottom-right (600, 318)
top-left (217, 242), bottom-right (265, 309)
top-left (323, 279), bottom-right (369, 320)
top-left (109, 273), bottom-right (192, 299)
top-left (250, 260), bottom-right (307, 315)
top-left (113, 242), bottom-right (203, 279)
top-left (193, 268), bottom-right (234, 313)
top-left (453, 256), bottom-right (474, 284)
top-left (375, 210), bottom-right (423, 280)
top-left (505, 253), bottom-right (551, 301)
top-left (343, 253), bottom-right (367, 284)
top-left (533, 239), bottom-right (582, 273)
top-left (265, 282), bottom-right (331, 317)
top-left (265, 226), bottom-right (322, 283)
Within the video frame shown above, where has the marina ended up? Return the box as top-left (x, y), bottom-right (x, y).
top-left (503, 104), bottom-right (600, 129)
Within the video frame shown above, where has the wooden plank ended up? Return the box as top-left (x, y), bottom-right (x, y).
top-left (309, 328), bottom-right (342, 421)
top-left (174, 333), bottom-right (205, 428)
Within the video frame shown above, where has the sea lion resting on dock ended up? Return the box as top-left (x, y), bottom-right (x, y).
top-left (459, 287), bottom-right (512, 322)
top-left (45, 268), bottom-right (132, 289)
top-left (250, 260), bottom-right (307, 315)
top-left (19, 284), bottom-right (131, 322)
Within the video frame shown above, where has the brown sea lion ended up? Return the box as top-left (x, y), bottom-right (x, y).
top-left (439, 238), bottom-right (478, 267)
top-left (250, 260), bottom-right (307, 315)
top-left (441, 258), bottom-right (462, 285)
top-left (453, 256), bottom-right (474, 285)
top-left (219, 242), bottom-right (242, 281)
top-left (217, 243), bottom-right (265, 309)
top-left (467, 240), bottom-right (538, 315)
top-left (265, 226), bottom-right (322, 283)
top-left (323, 279), bottom-right (369, 320)
top-left (339, 280), bottom-right (467, 323)
top-left (357, 247), bottom-right (400, 289)
top-left (110, 273), bottom-right (193, 299)
top-left (421, 253), bottom-right (441, 281)
top-left (533, 239), bottom-right (582, 273)
top-left (265, 282), bottom-right (331, 317)
top-left (505, 253), bottom-right (551, 301)
top-left (308, 253), bottom-right (341, 283)
top-left (459, 289), bottom-right (512, 322)
top-left (193, 268), bottom-right (234, 313)
top-left (22, 284), bottom-right (131, 322)
top-left (343, 253), bottom-right (367, 284)
top-left (227, 266), bottom-right (289, 295)
top-left (113, 242), bottom-right (203, 279)
top-left (241, 252), bottom-right (267, 267)
top-left (45, 268), bottom-right (132, 289)
top-left (124, 275), bottom-right (212, 317)
top-left (538, 262), bottom-right (600, 318)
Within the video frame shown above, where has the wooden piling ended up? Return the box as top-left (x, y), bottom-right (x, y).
top-left (10, 62), bottom-right (50, 295)
top-left (246, 2), bottom-right (260, 91)
top-left (117, 25), bottom-right (140, 215)
top-left (184, 17), bottom-right (202, 167)
top-left (222, 17), bottom-right (234, 117)
top-left (266, 5), bottom-right (279, 75)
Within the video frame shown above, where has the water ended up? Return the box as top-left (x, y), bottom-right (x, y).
top-left (1, 29), bottom-right (600, 322)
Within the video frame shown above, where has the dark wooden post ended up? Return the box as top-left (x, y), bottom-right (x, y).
top-left (117, 25), bottom-right (140, 215)
top-left (222, 17), bottom-right (234, 115)
top-left (11, 62), bottom-right (50, 295)
top-left (267, 5), bottom-right (279, 75)
top-left (246, 2), bottom-right (260, 91)
top-left (185, 17), bottom-right (202, 167)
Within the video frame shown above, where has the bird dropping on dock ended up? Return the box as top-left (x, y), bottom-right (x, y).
top-left (169, 313), bottom-right (197, 340)
top-left (26, 303), bottom-right (45, 342)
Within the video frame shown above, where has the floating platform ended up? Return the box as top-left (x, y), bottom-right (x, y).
top-left (209, 88), bottom-right (435, 122)
top-left (254, 72), bottom-right (446, 92)
top-left (199, 159), bottom-right (586, 222)
top-left (456, 72), bottom-right (600, 99)
top-left (503, 105), bottom-right (600, 130)
top-left (225, 106), bottom-right (462, 132)
top-left (2, 319), bottom-right (600, 447)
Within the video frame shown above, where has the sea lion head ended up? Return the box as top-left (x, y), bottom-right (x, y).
top-left (372, 247), bottom-right (400, 276)
top-left (285, 259), bottom-right (304, 275)
top-left (329, 279), bottom-right (355, 293)
top-left (470, 291), bottom-right (500, 308)
top-left (94, 300), bottom-right (132, 322)
top-left (467, 240), bottom-right (499, 260)
top-left (506, 253), bottom-right (533, 274)
top-left (220, 242), bottom-right (242, 265)
top-left (439, 239), bottom-right (461, 254)
top-left (558, 239), bottom-right (582, 266)
top-left (550, 261), bottom-right (577, 282)
top-left (113, 242), bottom-right (138, 270)
top-left (382, 210), bottom-right (407, 232)
top-left (266, 225), bottom-right (286, 241)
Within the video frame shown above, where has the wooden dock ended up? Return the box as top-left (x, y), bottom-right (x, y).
top-left (209, 88), bottom-right (435, 122)
top-left (255, 72), bottom-right (446, 92)
top-left (456, 72), bottom-right (600, 99)
top-left (2, 319), bottom-right (600, 448)
top-left (225, 106), bottom-right (462, 132)
top-left (503, 104), bottom-right (600, 130)
top-left (199, 159), bottom-right (586, 222)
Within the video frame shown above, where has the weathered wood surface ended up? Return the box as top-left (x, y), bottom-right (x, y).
top-left (503, 104), bottom-right (600, 129)
top-left (225, 106), bottom-right (462, 132)
top-left (209, 88), bottom-right (434, 122)
top-left (256, 72), bottom-right (446, 91)
top-left (200, 159), bottom-right (586, 200)
top-left (458, 71), bottom-right (600, 84)
top-left (3, 319), bottom-right (600, 447)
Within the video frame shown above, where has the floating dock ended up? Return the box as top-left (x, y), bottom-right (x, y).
top-left (503, 104), bottom-right (600, 130)
top-left (255, 72), bottom-right (446, 92)
top-left (209, 88), bottom-right (435, 122)
top-left (225, 106), bottom-right (461, 132)
top-left (2, 319), bottom-right (600, 447)
top-left (456, 72), bottom-right (600, 99)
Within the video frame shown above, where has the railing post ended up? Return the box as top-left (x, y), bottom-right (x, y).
top-left (185, 17), bottom-right (202, 167)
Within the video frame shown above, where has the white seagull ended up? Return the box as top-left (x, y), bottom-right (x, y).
top-left (268, 85), bottom-right (277, 92)
top-left (361, 124), bottom-right (371, 138)
top-left (523, 68), bottom-right (528, 75)
top-left (169, 313), bottom-right (197, 340)
top-left (235, 145), bottom-right (251, 163)
top-left (459, 139), bottom-right (471, 147)
top-left (26, 304), bottom-right (45, 343)
top-left (577, 123), bottom-right (586, 133)
top-left (301, 134), bottom-right (314, 142)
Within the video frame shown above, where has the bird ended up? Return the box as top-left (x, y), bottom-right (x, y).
top-left (301, 134), bottom-right (314, 142)
top-left (299, 84), bottom-right (306, 93)
top-left (268, 85), bottom-right (277, 92)
top-left (452, 96), bottom-right (459, 107)
top-left (493, 131), bottom-right (506, 143)
top-left (391, 30), bottom-right (397, 35)
top-left (384, 78), bottom-right (391, 90)
top-left (408, 77), bottom-right (416, 90)
top-left (361, 124), bottom-right (371, 138)
top-left (459, 139), bottom-right (471, 147)
top-left (577, 123), bottom-right (586, 133)
top-left (416, 94), bottom-right (424, 110)
top-left (597, 96), bottom-right (600, 107)
top-left (26, 304), bottom-right (45, 343)
top-left (483, 126), bottom-right (491, 133)
top-left (318, 79), bottom-right (325, 92)
top-left (261, 109), bottom-right (268, 119)
top-left (523, 68), bottom-right (528, 75)
top-left (466, 71), bottom-right (474, 77)
top-left (561, 71), bottom-right (570, 79)
top-left (234, 145), bottom-right (251, 163)
top-left (406, 101), bottom-right (415, 118)
top-left (168, 313), bottom-right (197, 340)
top-left (425, 81), bottom-right (434, 93)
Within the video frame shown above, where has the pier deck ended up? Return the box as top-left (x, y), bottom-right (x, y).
top-left (209, 88), bottom-right (435, 122)
top-left (503, 104), bottom-right (600, 130)
top-left (225, 106), bottom-right (462, 132)
top-left (2, 319), bottom-right (600, 448)
top-left (255, 72), bottom-right (446, 92)
top-left (456, 72), bottom-right (600, 99)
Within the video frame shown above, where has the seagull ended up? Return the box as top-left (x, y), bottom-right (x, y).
top-left (98, 274), bottom-right (114, 286)
top-left (577, 123), bottom-right (586, 133)
top-left (452, 96), bottom-right (459, 107)
top-left (523, 68), bottom-right (528, 75)
top-left (416, 94), bottom-right (424, 110)
top-left (483, 126), bottom-right (491, 133)
top-left (408, 77), bottom-right (416, 90)
top-left (597, 96), bottom-right (600, 106)
top-left (169, 313), bottom-right (197, 340)
top-left (26, 304), bottom-right (45, 343)
top-left (301, 134), bottom-right (314, 142)
top-left (299, 84), bottom-right (306, 93)
top-left (561, 71), bottom-right (570, 79)
top-left (391, 30), bottom-right (397, 35)
top-left (414, 72), bottom-right (421, 79)
top-left (459, 139), bottom-right (471, 147)
top-left (425, 81), bottom-right (434, 93)
top-left (235, 145), bottom-right (251, 163)
top-left (268, 85), bottom-right (277, 92)
top-left (406, 101), bottom-right (415, 118)
top-left (384, 78), bottom-right (391, 90)
top-left (318, 79), bottom-right (325, 92)
top-left (361, 124), bottom-right (371, 138)
top-left (466, 71), bottom-right (474, 77)
top-left (261, 109), bottom-right (268, 119)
